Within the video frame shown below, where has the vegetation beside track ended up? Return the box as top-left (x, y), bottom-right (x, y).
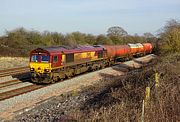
top-left (65, 53), bottom-right (180, 121)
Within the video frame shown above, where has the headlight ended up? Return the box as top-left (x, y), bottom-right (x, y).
top-left (30, 68), bottom-right (34, 71)
top-left (44, 69), bottom-right (49, 72)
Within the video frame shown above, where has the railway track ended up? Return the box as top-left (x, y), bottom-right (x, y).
top-left (0, 84), bottom-right (44, 101)
top-left (0, 76), bottom-right (36, 101)
top-left (0, 66), bottom-right (39, 101)
top-left (0, 66), bottom-right (29, 77)
top-left (0, 66), bottom-right (47, 101)
top-left (0, 77), bottom-right (30, 88)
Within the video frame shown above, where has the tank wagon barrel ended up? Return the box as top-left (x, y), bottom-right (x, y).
top-left (29, 43), bottom-right (153, 83)
top-left (103, 45), bottom-right (130, 58)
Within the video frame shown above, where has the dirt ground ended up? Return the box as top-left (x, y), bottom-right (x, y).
top-left (0, 57), bottom-right (28, 70)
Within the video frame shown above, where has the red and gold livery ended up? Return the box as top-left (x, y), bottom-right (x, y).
top-left (29, 43), bottom-right (153, 83)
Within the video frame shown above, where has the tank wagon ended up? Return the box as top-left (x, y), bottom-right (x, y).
top-left (29, 43), bottom-right (153, 83)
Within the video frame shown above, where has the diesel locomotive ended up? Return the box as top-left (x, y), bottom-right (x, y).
top-left (29, 43), bottom-right (153, 83)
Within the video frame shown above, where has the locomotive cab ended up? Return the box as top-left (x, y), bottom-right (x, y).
top-left (29, 48), bottom-right (62, 83)
top-left (30, 53), bottom-right (51, 74)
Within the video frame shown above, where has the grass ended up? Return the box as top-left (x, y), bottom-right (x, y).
top-left (0, 57), bottom-right (28, 69)
top-left (67, 53), bottom-right (180, 122)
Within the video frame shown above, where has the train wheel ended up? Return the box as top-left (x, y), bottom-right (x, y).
top-left (101, 64), bottom-right (105, 69)
top-left (51, 78), bottom-right (56, 83)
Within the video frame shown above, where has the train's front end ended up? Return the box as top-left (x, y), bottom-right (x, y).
top-left (29, 48), bottom-right (52, 83)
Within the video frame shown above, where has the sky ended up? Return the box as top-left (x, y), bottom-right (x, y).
top-left (0, 0), bottom-right (180, 36)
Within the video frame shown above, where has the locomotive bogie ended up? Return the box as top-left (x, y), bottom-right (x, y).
top-left (31, 72), bottom-right (52, 83)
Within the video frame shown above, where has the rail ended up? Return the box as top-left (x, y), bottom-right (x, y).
top-left (0, 66), bottom-right (29, 77)
top-left (0, 84), bottom-right (44, 101)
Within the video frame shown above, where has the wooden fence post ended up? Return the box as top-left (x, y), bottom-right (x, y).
top-left (145, 86), bottom-right (150, 106)
top-left (155, 72), bottom-right (159, 88)
top-left (141, 100), bottom-right (145, 122)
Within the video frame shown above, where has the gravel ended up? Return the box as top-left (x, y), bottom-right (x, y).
top-left (13, 93), bottom-right (89, 122)
top-left (0, 76), bottom-right (15, 83)
top-left (0, 54), bottom-right (156, 121)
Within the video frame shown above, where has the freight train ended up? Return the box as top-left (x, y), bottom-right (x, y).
top-left (29, 43), bottom-right (153, 83)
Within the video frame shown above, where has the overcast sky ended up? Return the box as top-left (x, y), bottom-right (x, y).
top-left (0, 0), bottom-right (180, 35)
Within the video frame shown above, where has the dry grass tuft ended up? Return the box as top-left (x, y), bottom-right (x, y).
top-left (0, 57), bottom-right (28, 69)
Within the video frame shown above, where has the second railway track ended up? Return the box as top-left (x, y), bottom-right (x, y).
top-left (0, 66), bottom-right (39, 101)
top-left (0, 77), bottom-right (31, 89)
top-left (0, 66), bottom-right (29, 77)
top-left (0, 84), bottom-right (44, 101)
top-left (0, 66), bottom-right (47, 101)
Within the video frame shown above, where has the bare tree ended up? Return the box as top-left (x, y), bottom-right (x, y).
top-left (143, 32), bottom-right (154, 38)
top-left (107, 26), bottom-right (128, 37)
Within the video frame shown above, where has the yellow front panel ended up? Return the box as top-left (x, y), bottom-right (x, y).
top-left (29, 62), bottom-right (51, 74)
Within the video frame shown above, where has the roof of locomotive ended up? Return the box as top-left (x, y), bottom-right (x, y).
top-left (30, 45), bottom-right (104, 54)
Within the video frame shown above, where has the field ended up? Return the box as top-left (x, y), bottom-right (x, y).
top-left (0, 57), bottom-right (28, 70)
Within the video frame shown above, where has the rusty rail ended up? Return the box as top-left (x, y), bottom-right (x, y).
top-left (0, 66), bottom-right (29, 77)
top-left (0, 78), bottom-right (31, 88)
top-left (0, 84), bottom-right (44, 101)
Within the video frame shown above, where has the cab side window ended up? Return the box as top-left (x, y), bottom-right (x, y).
top-left (53, 56), bottom-right (58, 63)
top-left (98, 51), bottom-right (103, 58)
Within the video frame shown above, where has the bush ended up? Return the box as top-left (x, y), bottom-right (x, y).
top-left (160, 19), bottom-right (180, 54)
